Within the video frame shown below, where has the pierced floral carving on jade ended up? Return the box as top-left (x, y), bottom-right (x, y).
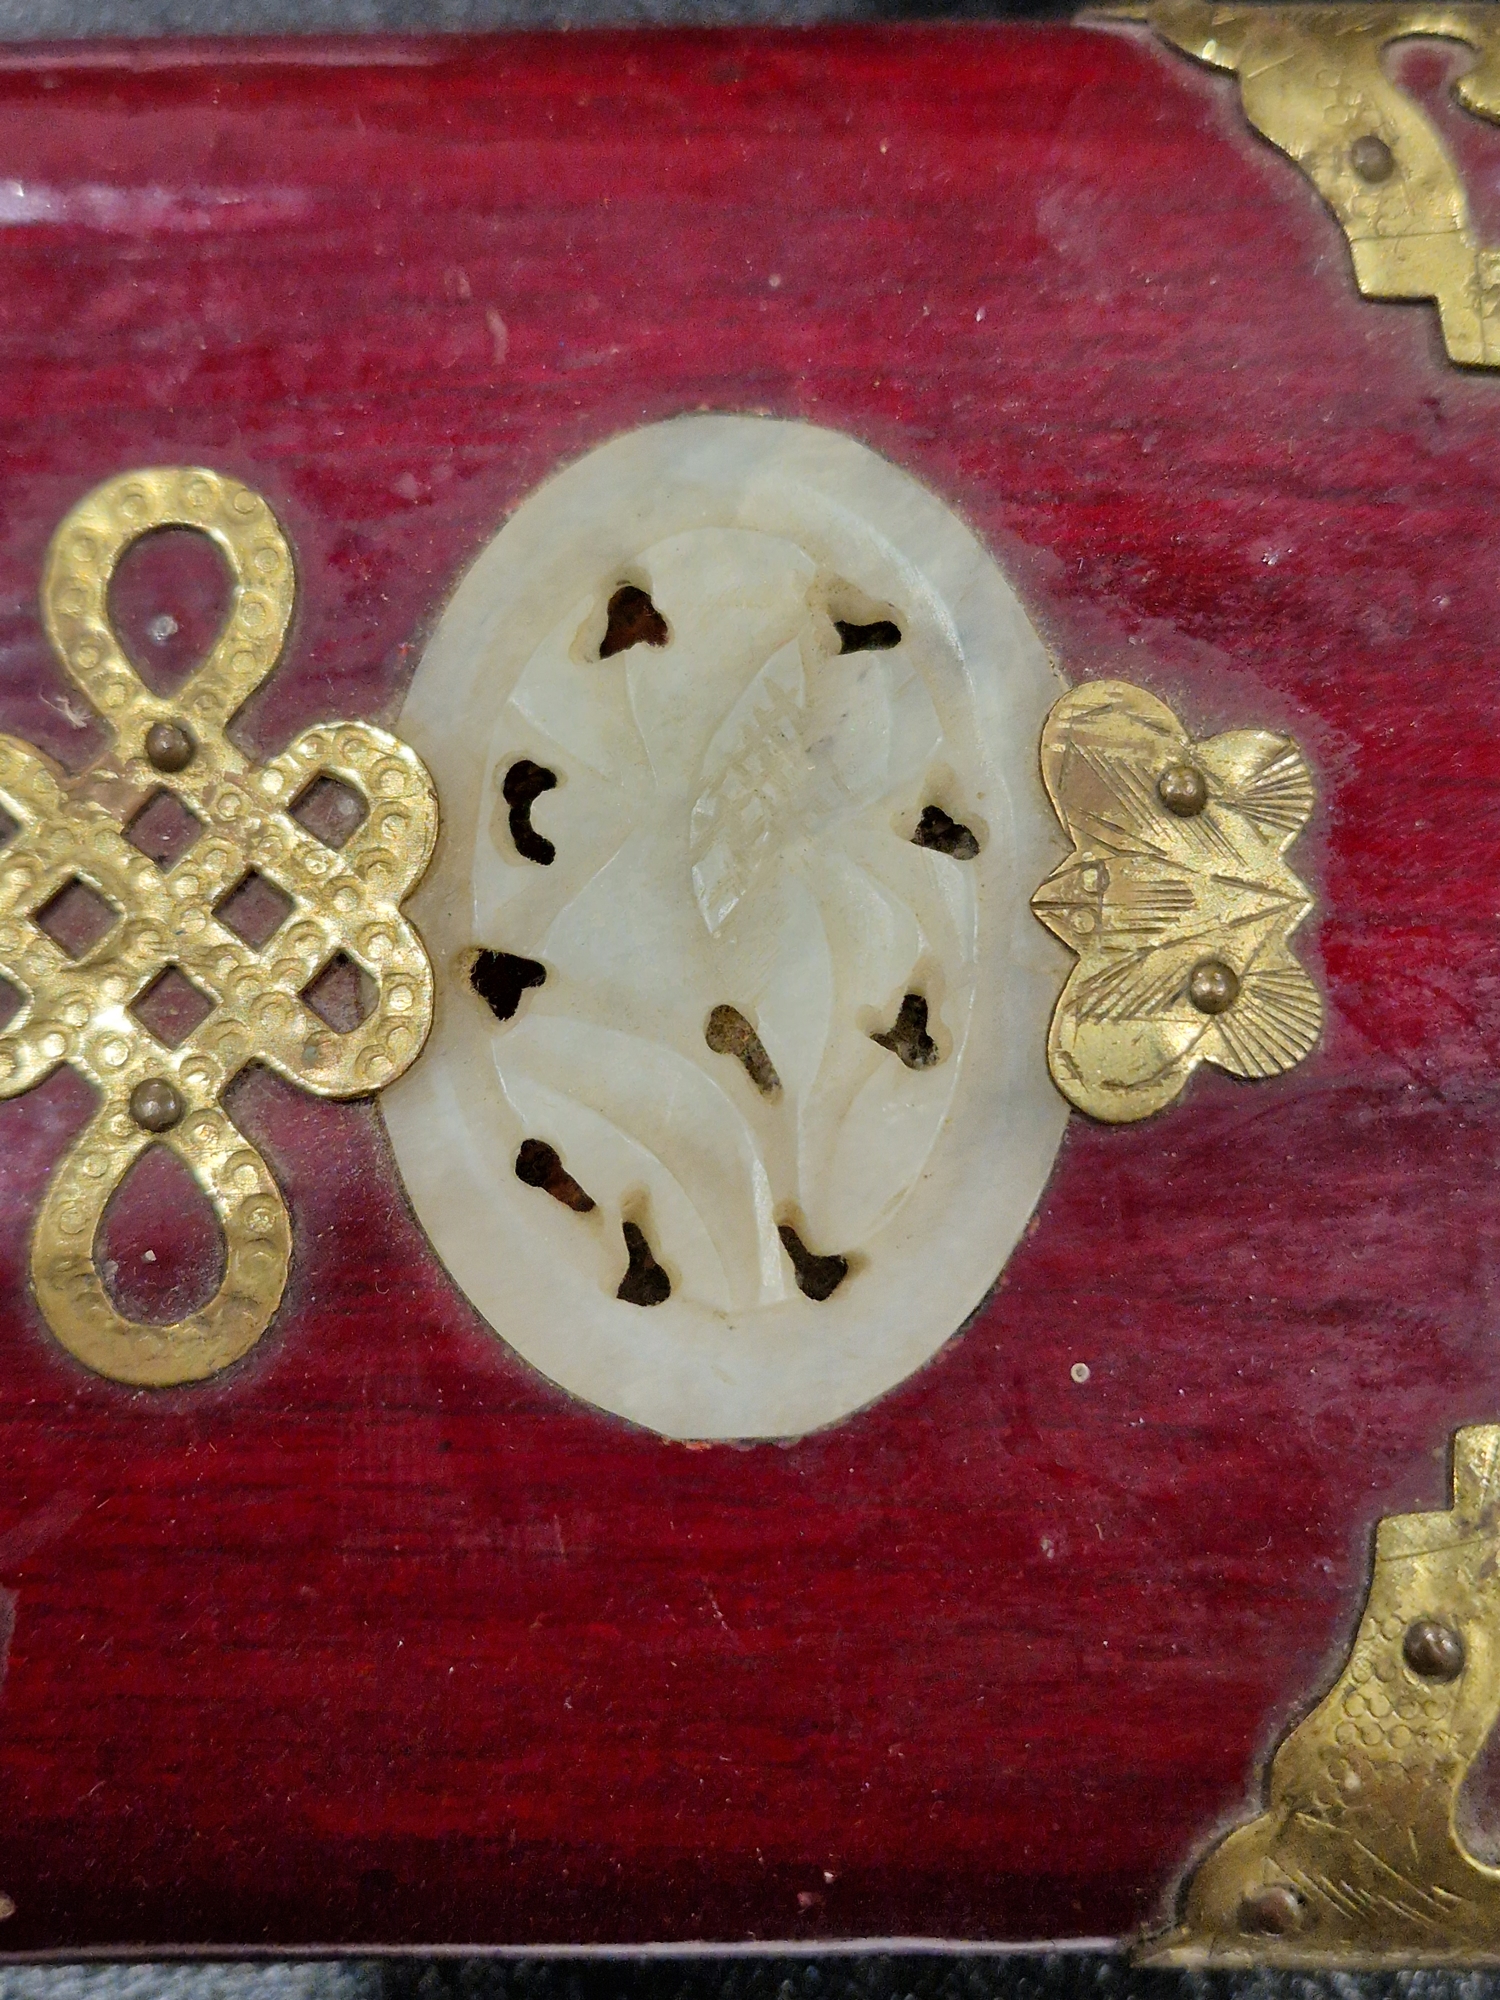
top-left (384, 416), bottom-right (1071, 1440)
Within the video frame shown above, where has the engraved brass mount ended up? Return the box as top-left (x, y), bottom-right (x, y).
top-left (0, 468), bottom-right (436, 1386)
top-left (1032, 681), bottom-right (1321, 1122)
top-left (1145, 1426), bottom-right (1500, 1966)
top-left (1114, 2), bottom-right (1500, 368)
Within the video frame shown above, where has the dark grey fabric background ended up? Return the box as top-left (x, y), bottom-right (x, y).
top-left (2, 1950), bottom-right (1500, 1999)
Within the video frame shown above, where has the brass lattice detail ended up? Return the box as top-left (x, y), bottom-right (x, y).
top-left (0, 468), bottom-right (436, 1386)
top-left (1031, 681), bottom-right (1321, 1122)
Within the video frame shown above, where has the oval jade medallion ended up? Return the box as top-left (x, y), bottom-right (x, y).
top-left (384, 416), bottom-right (1069, 1439)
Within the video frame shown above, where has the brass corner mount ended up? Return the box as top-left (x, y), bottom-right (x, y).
top-left (1111, 1), bottom-right (1500, 369)
top-left (1143, 1424), bottom-right (1500, 1967)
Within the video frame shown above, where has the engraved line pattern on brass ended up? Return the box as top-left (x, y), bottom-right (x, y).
top-left (0, 468), bottom-right (437, 1386)
top-left (1031, 680), bottom-right (1321, 1122)
top-left (1115, 1), bottom-right (1500, 368)
top-left (1141, 1425), bottom-right (1500, 1966)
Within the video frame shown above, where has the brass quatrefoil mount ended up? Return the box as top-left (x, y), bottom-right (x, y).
top-left (1032, 681), bottom-right (1322, 1121)
top-left (0, 468), bottom-right (436, 1386)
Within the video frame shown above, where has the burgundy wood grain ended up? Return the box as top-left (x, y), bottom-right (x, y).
top-left (0, 19), bottom-right (1496, 1951)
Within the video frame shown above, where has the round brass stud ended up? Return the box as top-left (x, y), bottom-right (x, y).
top-left (1188, 958), bottom-right (1240, 1015)
top-left (1238, 1884), bottom-right (1303, 1936)
top-left (1403, 1617), bottom-right (1465, 1682)
top-left (1350, 134), bottom-right (1396, 184)
top-left (1157, 761), bottom-right (1208, 817)
top-left (145, 720), bottom-right (195, 773)
top-left (129, 1076), bottom-right (183, 1133)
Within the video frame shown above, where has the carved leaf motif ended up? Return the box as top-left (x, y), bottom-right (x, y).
top-left (480, 525), bottom-right (976, 1310)
top-left (690, 637), bottom-right (808, 934)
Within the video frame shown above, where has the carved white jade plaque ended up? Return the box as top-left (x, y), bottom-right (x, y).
top-left (385, 416), bottom-right (1069, 1438)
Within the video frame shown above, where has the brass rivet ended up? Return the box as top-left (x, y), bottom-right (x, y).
top-left (1188, 958), bottom-right (1239, 1015)
top-left (1238, 1885), bottom-right (1302, 1936)
top-left (1403, 1618), bottom-right (1465, 1681)
top-left (1157, 761), bottom-right (1208, 817)
top-left (128, 1076), bottom-right (183, 1132)
top-left (145, 721), bottom-right (195, 773)
top-left (1350, 134), bottom-right (1395, 184)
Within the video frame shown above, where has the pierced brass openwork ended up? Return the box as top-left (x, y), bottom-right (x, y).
top-left (1143, 1425), bottom-right (1500, 1966)
top-left (0, 468), bottom-right (436, 1386)
top-left (1116, 2), bottom-right (1500, 368)
top-left (1031, 681), bottom-right (1321, 1122)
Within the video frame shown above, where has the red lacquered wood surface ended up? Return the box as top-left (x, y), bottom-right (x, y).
top-left (0, 19), bottom-right (1497, 1951)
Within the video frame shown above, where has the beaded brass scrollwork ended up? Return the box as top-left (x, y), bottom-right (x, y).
top-left (0, 468), bottom-right (436, 1386)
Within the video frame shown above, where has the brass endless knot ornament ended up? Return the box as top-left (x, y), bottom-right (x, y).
top-left (1031, 681), bottom-right (1321, 1122)
top-left (1114, 2), bottom-right (1500, 369)
top-left (0, 468), bottom-right (436, 1386)
top-left (1143, 1425), bottom-right (1500, 1966)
